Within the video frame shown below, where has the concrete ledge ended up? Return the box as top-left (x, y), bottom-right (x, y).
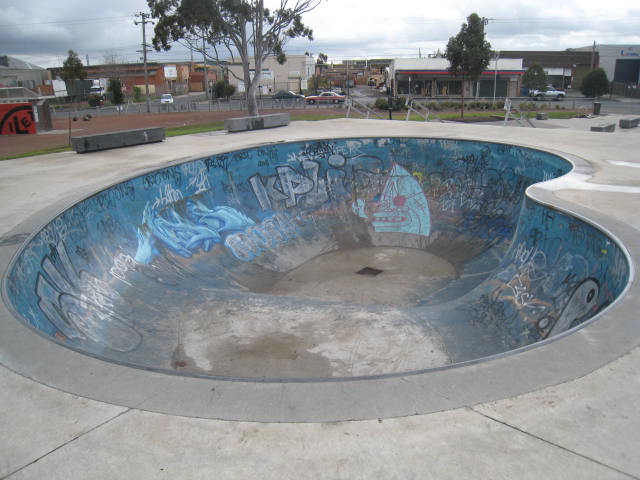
top-left (591, 123), bottom-right (616, 132)
top-left (619, 117), bottom-right (640, 129)
top-left (71, 127), bottom-right (165, 153)
top-left (224, 113), bottom-right (290, 133)
top-left (536, 112), bottom-right (549, 120)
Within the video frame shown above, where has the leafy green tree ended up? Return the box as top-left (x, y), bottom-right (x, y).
top-left (148, 0), bottom-right (320, 117)
top-left (522, 63), bottom-right (548, 92)
top-left (108, 78), bottom-right (125, 106)
top-left (213, 79), bottom-right (236, 99)
top-left (445, 13), bottom-right (492, 118)
top-left (316, 52), bottom-right (328, 70)
top-left (60, 49), bottom-right (86, 83)
top-left (581, 68), bottom-right (609, 98)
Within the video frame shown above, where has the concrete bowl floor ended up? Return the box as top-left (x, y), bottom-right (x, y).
top-left (1, 117), bottom-right (640, 479)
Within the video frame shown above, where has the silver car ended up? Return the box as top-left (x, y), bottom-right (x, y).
top-left (530, 86), bottom-right (565, 101)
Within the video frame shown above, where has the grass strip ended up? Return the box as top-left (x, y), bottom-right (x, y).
top-left (164, 114), bottom-right (344, 137)
top-left (0, 145), bottom-right (72, 161)
top-left (165, 121), bottom-right (225, 137)
top-left (405, 110), bottom-right (587, 122)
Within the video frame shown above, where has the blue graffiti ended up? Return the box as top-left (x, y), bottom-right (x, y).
top-left (135, 200), bottom-right (255, 263)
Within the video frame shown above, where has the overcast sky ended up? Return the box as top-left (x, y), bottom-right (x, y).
top-left (1, 0), bottom-right (639, 68)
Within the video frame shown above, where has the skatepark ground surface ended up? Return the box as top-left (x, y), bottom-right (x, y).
top-left (1, 115), bottom-right (640, 479)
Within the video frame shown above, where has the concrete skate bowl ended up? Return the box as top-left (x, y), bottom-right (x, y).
top-left (2, 137), bottom-right (630, 387)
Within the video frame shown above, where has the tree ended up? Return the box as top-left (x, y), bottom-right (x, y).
top-left (444, 13), bottom-right (492, 118)
top-left (581, 68), bottom-right (609, 98)
top-left (108, 78), bottom-right (125, 107)
top-left (148, 0), bottom-right (321, 117)
top-left (522, 63), bottom-right (547, 92)
top-left (133, 86), bottom-right (143, 102)
top-left (60, 49), bottom-right (86, 83)
top-left (316, 52), bottom-right (328, 70)
top-left (313, 52), bottom-right (328, 93)
top-left (213, 79), bottom-right (235, 99)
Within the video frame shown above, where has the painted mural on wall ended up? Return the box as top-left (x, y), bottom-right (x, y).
top-left (4, 137), bottom-right (629, 372)
top-left (0, 103), bottom-right (36, 135)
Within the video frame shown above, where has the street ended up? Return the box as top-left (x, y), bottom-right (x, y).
top-left (49, 87), bottom-right (640, 118)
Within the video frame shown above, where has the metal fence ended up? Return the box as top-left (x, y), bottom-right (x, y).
top-left (48, 92), bottom-right (639, 119)
top-left (49, 97), bottom-right (345, 118)
top-left (610, 82), bottom-right (640, 99)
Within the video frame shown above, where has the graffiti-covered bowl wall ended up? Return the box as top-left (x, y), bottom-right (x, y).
top-left (3, 138), bottom-right (630, 380)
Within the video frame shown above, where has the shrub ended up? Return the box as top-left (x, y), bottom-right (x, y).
top-left (581, 68), bottom-right (609, 98)
top-left (213, 79), bottom-right (235, 99)
top-left (518, 101), bottom-right (537, 111)
top-left (87, 94), bottom-right (102, 107)
top-left (133, 86), bottom-right (143, 102)
top-left (374, 97), bottom-right (405, 111)
top-left (468, 100), bottom-right (492, 110)
top-left (441, 100), bottom-right (461, 110)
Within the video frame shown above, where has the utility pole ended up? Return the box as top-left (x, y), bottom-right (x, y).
top-left (492, 50), bottom-right (500, 105)
top-left (202, 34), bottom-right (209, 100)
top-left (346, 60), bottom-right (350, 97)
top-left (135, 12), bottom-right (153, 113)
top-left (590, 40), bottom-right (596, 70)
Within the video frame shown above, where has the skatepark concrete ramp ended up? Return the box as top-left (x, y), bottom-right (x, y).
top-left (3, 137), bottom-right (630, 380)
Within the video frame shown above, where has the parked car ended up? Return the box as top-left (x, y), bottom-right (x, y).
top-left (160, 93), bottom-right (174, 104)
top-left (305, 91), bottom-right (346, 104)
top-left (272, 90), bottom-right (304, 100)
top-left (529, 86), bottom-right (565, 101)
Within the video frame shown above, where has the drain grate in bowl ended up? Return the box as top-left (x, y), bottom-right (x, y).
top-left (356, 266), bottom-right (384, 277)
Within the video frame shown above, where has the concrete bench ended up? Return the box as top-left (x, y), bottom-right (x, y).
top-left (619, 117), bottom-right (640, 129)
top-left (590, 123), bottom-right (616, 132)
top-left (535, 112), bottom-right (549, 120)
top-left (225, 113), bottom-right (290, 133)
top-left (71, 127), bottom-right (165, 153)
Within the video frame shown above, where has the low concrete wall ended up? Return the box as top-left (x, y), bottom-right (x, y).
top-left (619, 117), bottom-right (640, 129)
top-left (71, 127), bottom-right (165, 153)
top-left (591, 123), bottom-right (616, 132)
top-left (224, 113), bottom-right (290, 133)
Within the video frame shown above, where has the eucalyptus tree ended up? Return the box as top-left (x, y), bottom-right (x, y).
top-left (445, 13), bottom-right (492, 118)
top-left (148, 0), bottom-right (321, 116)
top-left (60, 50), bottom-right (86, 83)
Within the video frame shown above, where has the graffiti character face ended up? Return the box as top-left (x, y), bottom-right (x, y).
top-left (371, 164), bottom-right (431, 237)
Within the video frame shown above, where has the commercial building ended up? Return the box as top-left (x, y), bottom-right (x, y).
top-left (388, 57), bottom-right (525, 98)
top-left (226, 54), bottom-right (315, 94)
top-left (0, 56), bottom-right (50, 94)
top-left (49, 62), bottom-right (219, 98)
top-left (499, 50), bottom-right (596, 90)
top-left (572, 44), bottom-right (640, 85)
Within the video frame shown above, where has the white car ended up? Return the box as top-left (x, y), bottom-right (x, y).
top-left (529, 86), bottom-right (565, 101)
top-left (160, 93), bottom-right (174, 104)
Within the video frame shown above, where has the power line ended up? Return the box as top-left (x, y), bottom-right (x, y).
top-left (404, 14), bottom-right (639, 25)
top-left (0, 15), bottom-right (134, 28)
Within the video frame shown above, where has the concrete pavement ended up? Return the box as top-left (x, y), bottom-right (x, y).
top-left (1, 117), bottom-right (639, 479)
